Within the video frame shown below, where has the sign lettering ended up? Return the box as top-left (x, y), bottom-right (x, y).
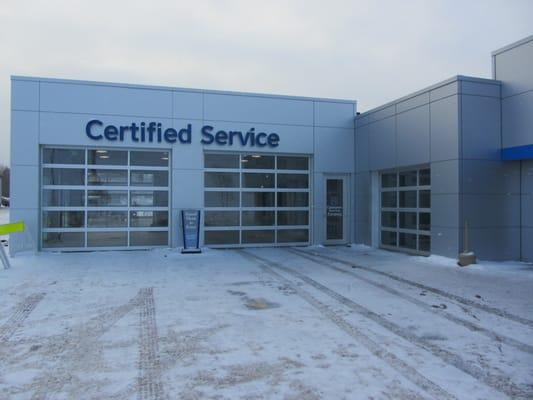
top-left (85, 120), bottom-right (280, 148)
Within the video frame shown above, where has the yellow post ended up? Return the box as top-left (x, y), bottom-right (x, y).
top-left (0, 221), bottom-right (25, 236)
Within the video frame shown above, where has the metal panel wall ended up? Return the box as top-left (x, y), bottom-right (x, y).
top-left (355, 77), bottom-right (462, 257)
top-left (10, 76), bottom-right (356, 253)
top-left (354, 76), bottom-right (511, 260)
top-left (494, 35), bottom-right (533, 261)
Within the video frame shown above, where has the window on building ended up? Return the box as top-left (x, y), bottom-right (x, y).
top-left (41, 147), bottom-right (170, 250)
top-left (203, 153), bottom-right (311, 246)
top-left (379, 167), bottom-right (430, 255)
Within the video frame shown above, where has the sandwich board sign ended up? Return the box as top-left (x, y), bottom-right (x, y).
top-left (181, 210), bottom-right (201, 253)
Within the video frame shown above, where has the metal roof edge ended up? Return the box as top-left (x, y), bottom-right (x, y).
top-left (492, 35), bottom-right (533, 57)
top-left (356, 75), bottom-right (500, 118)
top-left (10, 75), bottom-right (357, 104)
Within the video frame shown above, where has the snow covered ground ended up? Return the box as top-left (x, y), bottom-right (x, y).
top-left (0, 240), bottom-right (532, 399)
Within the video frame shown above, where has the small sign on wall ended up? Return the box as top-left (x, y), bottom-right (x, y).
top-left (181, 210), bottom-right (201, 254)
top-left (327, 206), bottom-right (343, 217)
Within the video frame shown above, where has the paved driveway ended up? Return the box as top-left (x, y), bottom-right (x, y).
top-left (0, 246), bottom-right (532, 399)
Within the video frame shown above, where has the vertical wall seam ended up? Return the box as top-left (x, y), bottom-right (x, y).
top-left (394, 104), bottom-right (398, 167)
top-left (38, 81), bottom-right (41, 143)
top-left (518, 160), bottom-right (524, 261)
top-left (201, 91), bottom-right (206, 248)
top-left (202, 92), bottom-right (205, 121)
top-left (428, 98), bottom-right (432, 166)
top-left (312, 101), bottom-right (316, 244)
top-left (499, 83), bottom-right (503, 155)
top-left (458, 82), bottom-right (464, 253)
top-left (170, 90), bottom-right (174, 248)
top-left (353, 102), bottom-right (357, 244)
top-left (37, 81), bottom-right (41, 251)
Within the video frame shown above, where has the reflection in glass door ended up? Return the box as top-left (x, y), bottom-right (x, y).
top-left (325, 176), bottom-right (347, 243)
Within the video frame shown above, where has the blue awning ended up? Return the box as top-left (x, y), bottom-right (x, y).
top-left (501, 144), bottom-right (533, 161)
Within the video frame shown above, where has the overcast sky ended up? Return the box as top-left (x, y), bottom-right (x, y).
top-left (1, 0), bottom-right (532, 165)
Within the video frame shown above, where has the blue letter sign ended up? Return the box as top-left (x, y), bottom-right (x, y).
top-left (85, 120), bottom-right (280, 148)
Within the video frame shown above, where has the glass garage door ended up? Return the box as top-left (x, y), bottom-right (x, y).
top-left (204, 153), bottom-right (310, 247)
top-left (380, 167), bottom-right (430, 255)
top-left (41, 147), bottom-right (170, 250)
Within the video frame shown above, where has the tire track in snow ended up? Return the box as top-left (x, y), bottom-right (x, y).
top-left (242, 250), bottom-right (533, 399)
top-left (30, 290), bottom-right (143, 400)
top-left (294, 247), bottom-right (533, 329)
top-left (287, 248), bottom-right (533, 355)
top-left (0, 293), bottom-right (45, 342)
top-left (238, 250), bottom-right (457, 400)
top-left (138, 287), bottom-right (165, 400)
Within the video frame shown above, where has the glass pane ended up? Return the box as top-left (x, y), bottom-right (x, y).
top-left (43, 148), bottom-right (85, 164)
top-left (204, 172), bottom-right (239, 188)
top-left (130, 211), bottom-right (169, 227)
top-left (204, 191), bottom-right (239, 207)
top-left (277, 192), bottom-right (309, 207)
top-left (87, 232), bottom-right (127, 247)
top-left (419, 190), bottom-right (431, 208)
top-left (242, 211), bottom-right (275, 226)
top-left (419, 168), bottom-right (431, 186)
top-left (42, 189), bottom-right (84, 207)
top-left (43, 232), bottom-right (84, 248)
top-left (131, 191), bottom-right (168, 207)
top-left (242, 230), bottom-right (275, 244)
top-left (399, 232), bottom-right (417, 249)
top-left (327, 180), bottom-right (343, 207)
top-left (88, 211), bottom-right (127, 228)
top-left (381, 211), bottom-right (397, 228)
top-left (419, 213), bottom-right (431, 231)
top-left (399, 191), bottom-right (417, 208)
top-left (381, 230), bottom-right (397, 246)
top-left (326, 179), bottom-right (343, 240)
top-left (381, 173), bottom-right (397, 188)
top-left (88, 190), bottom-right (127, 207)
top-left (277, 156), bottom-right (308, 170)
top-left (277, 173), bottom-right (308, 189)
top-left (130, 151), bottom-right (169, 166)
top-left (204, 154), bottom-right (239, 169)
top-left (43, 168), bottom-right (85, 186)
top-left (399, 212), bottom-right (417, 230)
top-left (130, 231), bottom-right (168, 246)
top-left (277, 229), bottom-right (308, 243)
top-left (88, 169), bottom-right (128, 186)
top-left (242, 173), bottom-right (274, 189)
top-left (381, 191), bottom-right (396, 208)
top-left (130, 170), bottom-right (168, 187)
top-left (242, 192), bottom-right (274, 207)
top-left (204, 230), bottom-right (239, 245)
top-left (380, 167), bottom-right (431, 255)
top-left (419, 235), bottom-right (431, 252)
top-left (278, 211), bottom-right (308, 226)
top-left (399, 170), bottom-right (417, 187)
top-left (88, 149), bottom-right (127, 165)
top-left (43, 211), bottom-right (85, 228)
top-left (242, 154), bottom-right (275, 169)
top-left (204, 211), bottom-right (239, 227)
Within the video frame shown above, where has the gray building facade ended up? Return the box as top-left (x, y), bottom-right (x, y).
top-left (9, 35), bottom-right (533, 261)
top-left (355, 35), bottom-right (532, 261)
top-left (493, 36), bottom-right (533, 262)
top-left (10, 77), bottom-right (356, 254)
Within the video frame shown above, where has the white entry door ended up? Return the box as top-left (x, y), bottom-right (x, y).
top-left (324, 175), bottom-right (349, 244)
